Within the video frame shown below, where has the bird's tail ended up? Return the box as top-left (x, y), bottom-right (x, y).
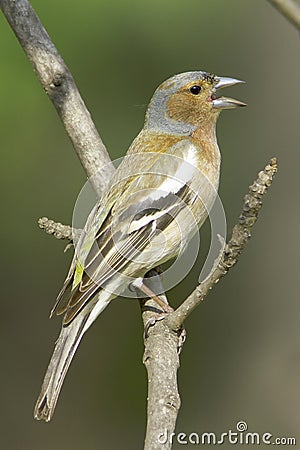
top-left (34, 296), bottom-right (110, 422)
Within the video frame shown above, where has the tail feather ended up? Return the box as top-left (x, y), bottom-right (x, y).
top-left (34, 295), bottom-right (110, 421)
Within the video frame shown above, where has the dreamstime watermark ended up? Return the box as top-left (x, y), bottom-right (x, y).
top-left (71, 153), bottom-right (227, 297)
top-left (158, 421), bottom-right (297, 446)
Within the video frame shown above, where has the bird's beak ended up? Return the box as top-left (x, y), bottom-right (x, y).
top-left (212, 77), bottom-right (246, 109)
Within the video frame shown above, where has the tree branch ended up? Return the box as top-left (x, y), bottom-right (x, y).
top-left (141, 159), bottom-right (277, 449)
top-left (0, 0), bottom-right (114, 197)
top-left (268, 0), bottom-right (300, 31)
top-left (142, 312), bottom-right (182, 450)
top-left (167, 157), bottom-right (278, 331)
top-left (139, 272), bottom-right (184, 450)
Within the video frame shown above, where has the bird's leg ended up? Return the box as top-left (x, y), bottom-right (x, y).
top-left (132, 277), bottom-right (173, 314)
top-left (132, 274), bottom-right (174, 338)
top-left (140, 280), bottom-right (186, 347)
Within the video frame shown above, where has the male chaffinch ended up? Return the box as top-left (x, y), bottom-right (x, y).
top-left (34, 71), bottom-right (245, 421)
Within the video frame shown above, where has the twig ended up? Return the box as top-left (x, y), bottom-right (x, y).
top-left (38, 217), bottom-right (80, 241)
top-left (268, 0), bottom-right (300, 31)
top-left (0, 0), bottom-right (114, 197)
top-left (141, 159), bottom-right (277, 448)
top-left (166, 157), bottom-right (278, 331)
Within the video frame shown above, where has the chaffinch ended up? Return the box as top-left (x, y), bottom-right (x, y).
top-left (34, 70), bottom-right (245, 421)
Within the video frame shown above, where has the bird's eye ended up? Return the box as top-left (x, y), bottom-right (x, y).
top-left (189, 85), bottom-right (202, 95)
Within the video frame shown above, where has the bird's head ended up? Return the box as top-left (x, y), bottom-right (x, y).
top-left (145, 71), bottom-right (246, 136)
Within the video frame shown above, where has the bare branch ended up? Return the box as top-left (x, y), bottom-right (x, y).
top-left (139, 159), bottom-right (277, 448)
top-left (142, 314), bottom-right (181, 450)
top-left (138, 271), bottom-right (184, 450)
top-left (268, 0), bottom-right (300, 30)
top-left (166, 157), bottom-right (278, 331)
top-left (0, 0), bottom-right (114, 197)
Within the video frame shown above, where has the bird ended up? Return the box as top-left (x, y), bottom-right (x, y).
top-left (34, 70), bottom-right (246, 421)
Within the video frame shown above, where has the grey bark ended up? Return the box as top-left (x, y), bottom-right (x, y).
top-left (0, 0), bottom-right (114, 197)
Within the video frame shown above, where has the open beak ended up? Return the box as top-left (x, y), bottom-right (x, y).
top-left (212, 77), bottom-right (246, 109)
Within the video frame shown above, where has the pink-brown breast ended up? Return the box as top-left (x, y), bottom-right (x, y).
top-left (127, 127), bottom-right (220, 184)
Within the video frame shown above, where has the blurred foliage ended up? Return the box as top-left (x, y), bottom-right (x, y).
top-left (1, 1), bottom-right (300, 449)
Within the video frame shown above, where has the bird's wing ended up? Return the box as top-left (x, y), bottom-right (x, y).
top-left (50, 151), bottom-right (164, 318)
top-left (53, 144), bottom-right (198, 325)
top-left (49, 202), bottom-right (110, 319)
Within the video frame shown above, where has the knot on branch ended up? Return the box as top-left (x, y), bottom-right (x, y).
top-left (50, 71), bottom-right (65, 88)
top-left (164, 393), bottom-right (181, 411)
top-left (46, 68), bottom-right (74, 104)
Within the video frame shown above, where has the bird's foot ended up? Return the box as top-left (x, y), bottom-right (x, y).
top-left (132, 276), bottom-right (175, 337)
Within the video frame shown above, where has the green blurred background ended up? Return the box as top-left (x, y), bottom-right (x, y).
top-left (1, 0), bottom-right (299, 448)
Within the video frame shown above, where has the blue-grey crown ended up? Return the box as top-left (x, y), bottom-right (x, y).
top-left (144, 71), bottom-right (215, 135)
